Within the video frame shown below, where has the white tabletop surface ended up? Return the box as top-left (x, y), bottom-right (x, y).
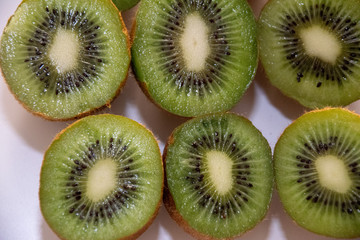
top-left (0, 0), bottom-right (358, 239)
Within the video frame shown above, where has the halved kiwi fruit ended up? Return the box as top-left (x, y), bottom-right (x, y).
top-left (0, 0), bottom-right (130, 120)
top-left (163, 113), bottom-right (273, 239)
top-left (39, 114), bottom-right (163, 240)
top-left (274, 108), bottom-right (360, 238)
top-left (258, 0), bottom-right (360, 108)
top-left (131, 0), bottom-right (257, 117)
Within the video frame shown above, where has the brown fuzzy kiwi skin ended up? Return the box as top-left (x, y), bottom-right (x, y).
top-left (162, 112), bottom-right (271, 240)
top-left (39, 114), bottom-right (164, 240)
top-left (0, 0), bottom-right (131, 121)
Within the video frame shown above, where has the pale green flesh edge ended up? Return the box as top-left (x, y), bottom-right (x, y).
top-left (258, 0), bottom-right (360, 109)
top-left (165, 113), bottom-right (273, 238)
top-left (274, 108), bottom-right (360, 238)
top-left (131, 0), bottom-right (257, 117)
top-left (0, 0), bottom-right (130, 120)
top-left (40, 114), bottom-right (163, 240)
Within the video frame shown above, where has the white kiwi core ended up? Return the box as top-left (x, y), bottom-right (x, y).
top-left (49, 29), bottom-right (80, 73)
top-left (205, 150), bottom-right (233, 195)
top-left (86, 159), bottom-right (117, 202)
top-left (180, 13), bottom-right (210, 72)
top-left (299, 25), bottom-right (342, 64)
top-left (315, 155), bottom-right (351, 193)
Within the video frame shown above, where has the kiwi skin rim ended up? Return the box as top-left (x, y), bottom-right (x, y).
top-left (0, 0), bottom-right (131, 122)
top-left (273, 107), bottom-right (360, 238)
top-left (162, 112), bottom-right (272, 240)
top-left (39, 114), bottom-right (164, 240)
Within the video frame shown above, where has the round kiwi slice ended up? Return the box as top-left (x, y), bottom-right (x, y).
top-left (258, 0), bottom-right (360, 109)
top-left (39, 114), bottom-right (163, 240)
top-left (131, 0), bottom-right (257, 117)
top-left (0, 0), bottom-right (130, 120)
top-left (274, 108), bottom-right (360, 238)
top-left (163, 113), bottom-right (273, 239)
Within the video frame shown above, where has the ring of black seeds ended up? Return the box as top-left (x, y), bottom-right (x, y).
top-left (278, 3), bottom-right (360, 87)
top-left (24, 7), bottom-right (105, 95)
top-left (63, 137), bottom-right (140, 223)
top-left (156, 0), bottom-right (230, 96)
top-left (295, 135), bottom-right (360, 214)
top-left (184, 127), bottom-right (254, 219)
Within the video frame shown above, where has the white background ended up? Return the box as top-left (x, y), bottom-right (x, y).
top-left (0, 0), bottom-right (358, 239)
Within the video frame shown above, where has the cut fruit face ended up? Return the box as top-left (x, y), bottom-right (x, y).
top-left (131, 0), bottom-right (257, 117)
top-left (39, 114), bottom-right (163, 240)
top-left (258, 0), bottom-right (360, 109)
top-left (274, 108), bottom-right (360, 238)
top-left (163, 113), bottom-right (273, 239)
top-left (0, 0), bottom-right (130, 120)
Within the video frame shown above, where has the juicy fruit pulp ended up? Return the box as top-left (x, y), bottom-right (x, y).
top-left (274, 108), bottom-right (360, 238)
top-left (0, 0), bottom-right (130, 120)
top-left (258, 0), bottom-right (360, 109)
top-left (131, 0), bottom-right (257, 117)
top-left (164, 113), bottom-right (273, 239)
top-left (39, 114), bottom-right (163, 240)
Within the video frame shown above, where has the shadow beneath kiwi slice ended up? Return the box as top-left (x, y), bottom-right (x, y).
top-left (138, 206), bottom-right (189, 240)
top-left (1, 86), bottom-right (69, 153)
top-left (41, 218), bottom-right (60, 240)
top-left (247, 0), bottom-right (268, 19)
top-left (121, 4), bottom-right (138, 34)
top-left (347, 100), bottom-right (360, 113)
top-left (230, 79), bottom-right (256, 118)
top-left (109, 73), bottom-right (188, 150)
top-left (255, 63), bottom-right (306, 120)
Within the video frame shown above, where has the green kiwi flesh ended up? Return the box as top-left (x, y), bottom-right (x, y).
top-left (39, 114), bottom-right (163, 240)
top-left (274, 108), bottom-right (360, 238)
top-left (258, 0), bottom-right (360, 109)
top-left (163, 113), bottom-right (273, 239)
top-left (0, 0), bottom-right (130, 120)
top-left (112, 0), bottom-right (139, 11)
top-left (131, 0), bottom-right (257, 117)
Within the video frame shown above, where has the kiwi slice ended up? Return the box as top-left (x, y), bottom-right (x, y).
top-left (258, 0), bottom-right (360, 109)
top-left (39, 114), bottom-right (163, 240)
top-left (0, 0), bottom-right (130, 120)
top-left (112, 0), bottom-right (139, 11)
top-left (163, 113), bottom-right (273, 239)
top-left (131, 0), bottom-right (257, 117)
top-left (274, 108), bottom-right (360, 238)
